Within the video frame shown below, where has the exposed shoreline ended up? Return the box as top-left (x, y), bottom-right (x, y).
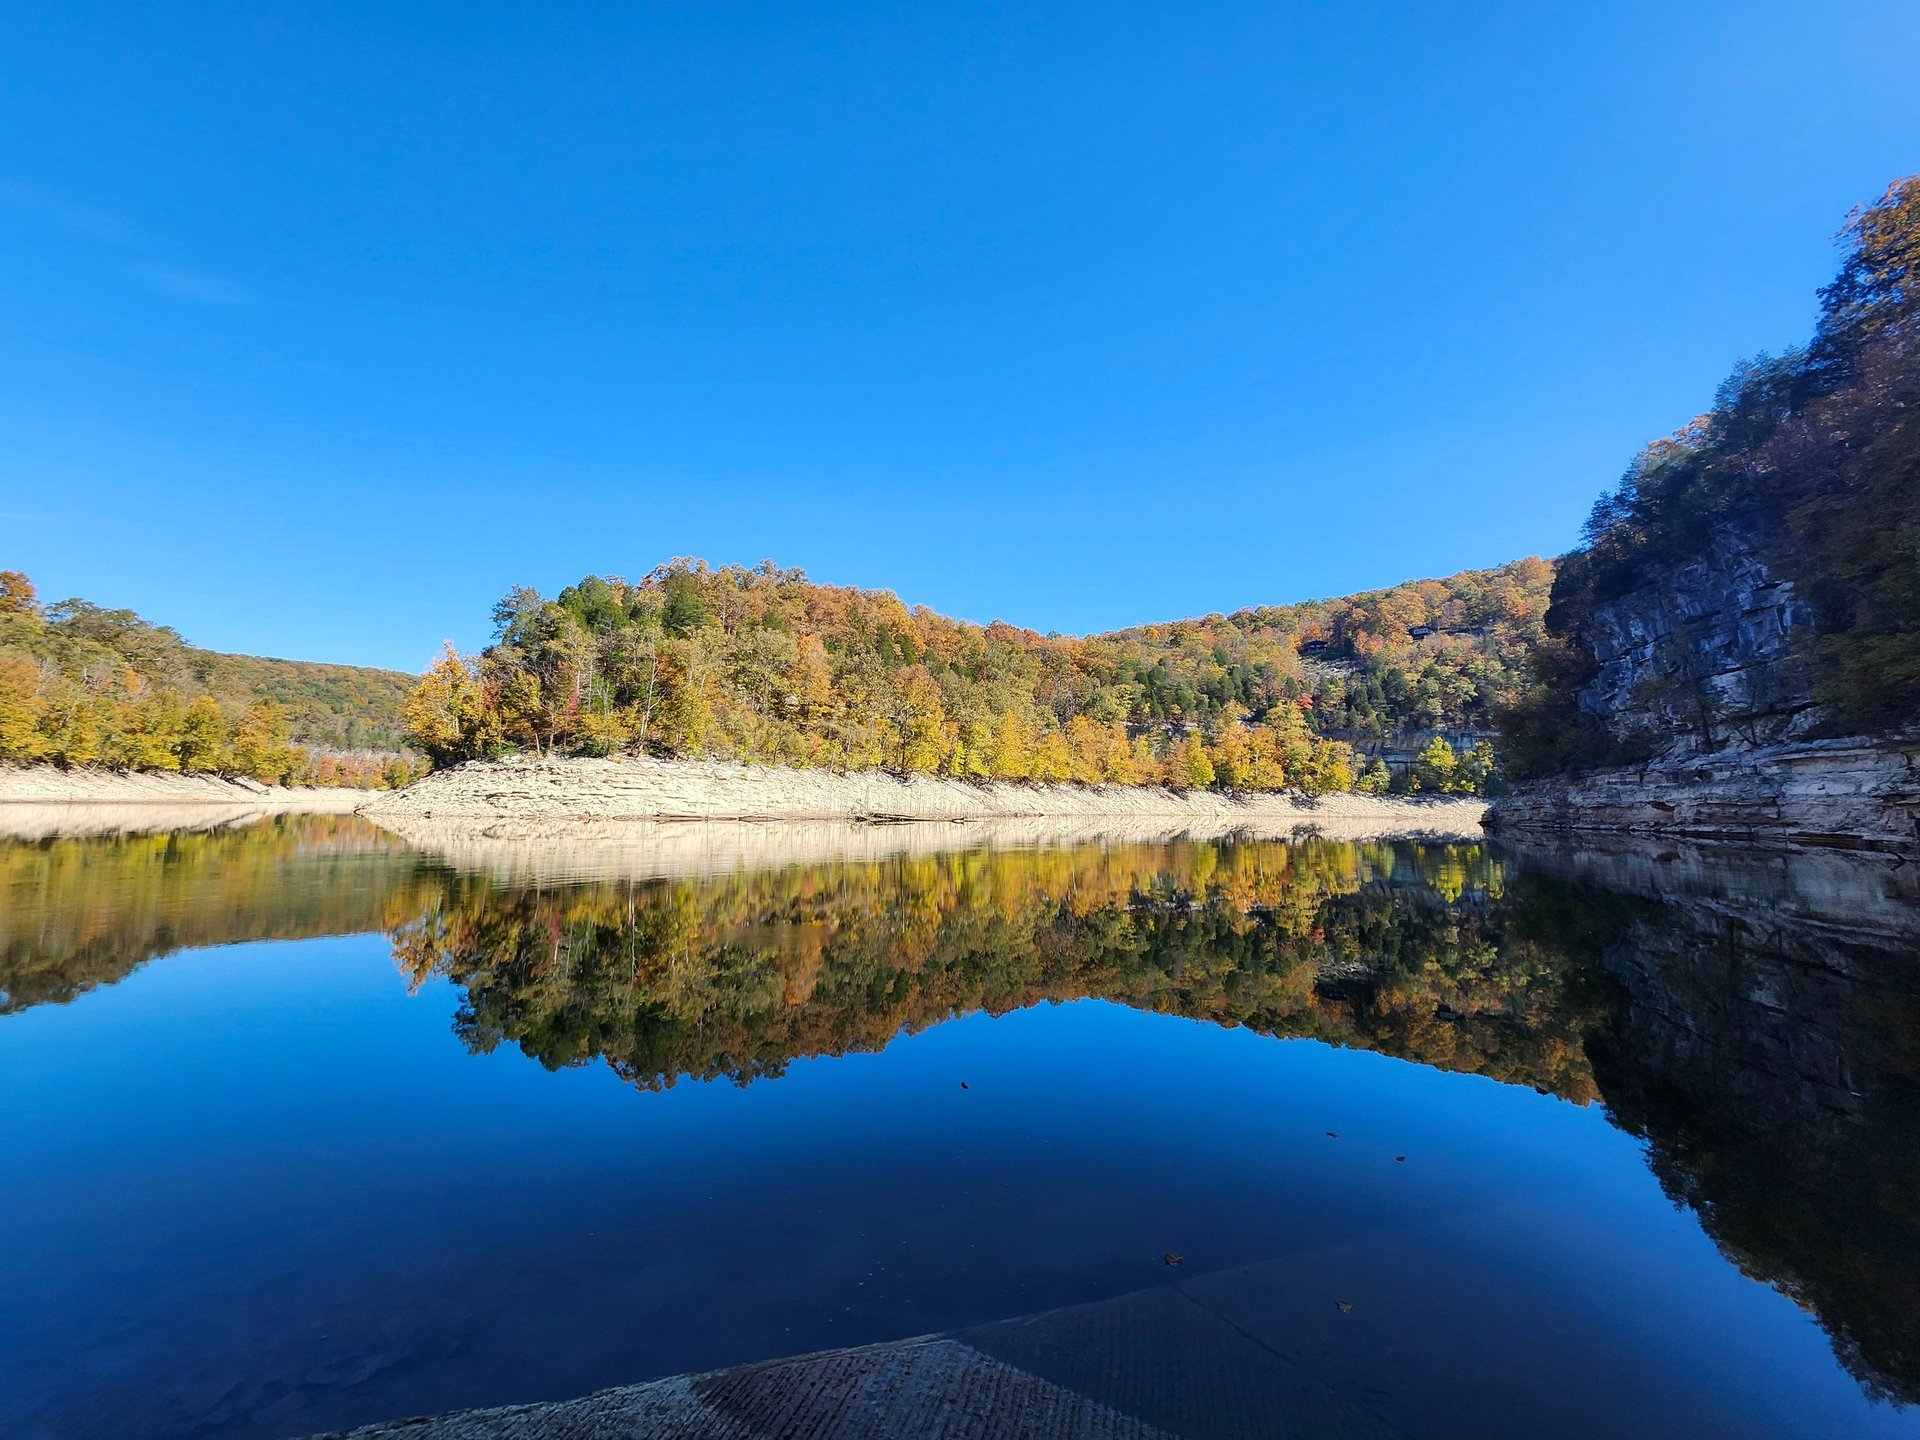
top-left (0, 763), bottom-right (371, 812)
top-left (359, 752), bottom-right (1488, 834)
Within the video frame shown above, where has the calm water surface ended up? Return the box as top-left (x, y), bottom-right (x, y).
top-left (1, 815), bottom-right (1917, 1438)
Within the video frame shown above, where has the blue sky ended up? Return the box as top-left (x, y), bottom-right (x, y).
top-left (4, 2), bottom-right (1918, 672)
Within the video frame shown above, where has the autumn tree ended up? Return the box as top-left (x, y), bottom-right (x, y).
top-left (0, 653), bottom-right (46, 760)
top-left (987, 710), bottom-right (1033, 780)
top-left (0, 572), bottom-right (39, 617)
top-left (1455, 740), bottom-right (1499, 795)
top-left (1209, 704), bottom-right (1256, 791)
top-left (229, 700), bottom-right (294, 781)
top-left (1410, 736), bottom-right (1458, 794)
top-left (886, 665), bottom-right (949, 773)
top-left (1816, 176), bottom-right (1920, 360)
top-left (176, 695), bottom-right (228, 773)
top-left (1170, 734), bottom-right (1215, 791)
top-left (404, 644), bottom-right (492, 767)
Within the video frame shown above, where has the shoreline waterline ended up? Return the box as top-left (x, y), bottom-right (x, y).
top-left (0, 763), bottom-right (371, 811)
top-left (360, 752), bottom-right (1489, 832)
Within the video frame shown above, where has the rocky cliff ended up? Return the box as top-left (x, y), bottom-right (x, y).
top-left (1572, 516), bottom-right (1819, 755)
top-left (1492, 516), bottom-right (1920, 850)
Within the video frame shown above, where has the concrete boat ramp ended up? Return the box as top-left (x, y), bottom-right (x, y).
top-left (303, 1212), bottom-right (1722, 1439)
top-left (307, 1266), bottom-right (1393, 1440)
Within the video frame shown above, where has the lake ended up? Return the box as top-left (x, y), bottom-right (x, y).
top-left (2, 814), bottom-right (1916, 1439)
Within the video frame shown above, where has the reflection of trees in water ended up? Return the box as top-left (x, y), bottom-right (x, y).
top-left (6, 819), bottom-right (1917, 1406)
top-left (390, 839), bottom-right (1604, 1103)
top-left (392, 839), bottom-right (1920, 1406)
top-left (0, 815), bottom-right (428, 1014)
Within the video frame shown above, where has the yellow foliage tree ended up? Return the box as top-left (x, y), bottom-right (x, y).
top-left (652, 639), bottom-right (714, 753)
top-left (0, 571), bottom-right (38, 617)
top-left (229, 700), bottom-right (294, 782)
top-left (0, 653), bottom-right (46, 760)
top-left (888, 666), bottom-right (949, 773)
top-left (1209, 704), bottom-right (1255, 791)
top-left (1171, 733), bottom-right (1215, 791)
top-left (404, 644), bottom-right (491, 766)
top-left (1410, 735), bottom-right (1458, 793)
top-left (177, 695), bottom-right (228, 774)
top-left (988, 710), bottom-right (1032, 780)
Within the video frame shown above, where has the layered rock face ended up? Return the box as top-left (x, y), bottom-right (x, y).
top-left (1575, 518), bottom-right (1819, 756)
top-left (1494, 736), bottom-right (1920, 850)
top-left (1494, 516), bottom-right (1920, 849)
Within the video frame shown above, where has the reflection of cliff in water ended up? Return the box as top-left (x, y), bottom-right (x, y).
top-left (5, 817), bottom-right (1917, 1406)
top-left (397, 833), bottom-right (1920, 1405)
top-left (1520, 841), bottom-right (1920, 1406)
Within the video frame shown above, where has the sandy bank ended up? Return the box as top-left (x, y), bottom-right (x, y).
top-left (0, 764), bottom-right (370, 813)
top-left (363, 753), bottom-right (1486, 833)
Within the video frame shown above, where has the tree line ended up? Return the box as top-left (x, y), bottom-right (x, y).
top-left (0, 571), bottom-right (424, 788)
top-left (404, 558), bottom-right (1548, 795)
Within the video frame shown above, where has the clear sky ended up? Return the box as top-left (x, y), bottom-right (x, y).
top-left (4, 3), bottom-right (1918, 672)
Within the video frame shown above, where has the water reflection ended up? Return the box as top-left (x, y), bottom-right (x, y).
top-left (1, 816), bottom-right (1917, 1418)
top-left (393, 839), bottom-right (1604, 1103)
top-left (0, 814), bottom-right (427, 1014)
top-left (1534, 840), bottom-right (1920, 1406)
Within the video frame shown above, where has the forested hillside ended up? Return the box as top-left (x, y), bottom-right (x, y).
top-left (193, 651), bottom-right (413, 751)
top-left (1106, 557), bottom-right (1552, 738)
top-left (0, 572), bottom-right (421, 787)
top-left (405, 557), bottom-right (1552, 795)
top-left (1503, 177), bottom-right (1920, 776)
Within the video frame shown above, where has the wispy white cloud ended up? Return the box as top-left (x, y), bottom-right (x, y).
top-left (0, 181), bottom-right (136, 243)
top-left (123, 261), bottom-right (251, 306)
top-left (3, 180), bottom-right (253, 304)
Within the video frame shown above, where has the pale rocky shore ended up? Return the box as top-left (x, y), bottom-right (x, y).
top-left (0, 763), bottom-right (370, 811)
top-left (360, 752), bottom-right (1488, 835)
